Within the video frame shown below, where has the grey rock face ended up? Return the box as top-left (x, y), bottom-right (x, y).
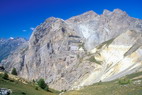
top-left (0, 88), bottom-right (12, 95)
top-left (2, 9), bottom-right (142, 91)
top-left (67, 9), bottom-right (142, 50)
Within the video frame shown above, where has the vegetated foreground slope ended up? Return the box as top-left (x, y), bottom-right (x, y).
top-left (63, 71), bottom-right (142, 95)
top-left (0, 72), bottom-right (59, 95)
top-left (0, 71), bottom-right (142, 95)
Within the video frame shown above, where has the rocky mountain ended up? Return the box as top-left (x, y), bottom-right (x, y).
top-left (0, 38), bottom-right (27, 63)
top-left (1, 9), bottom-right (142, 91)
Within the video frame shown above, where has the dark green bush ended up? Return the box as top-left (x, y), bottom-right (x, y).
top-left (61, 90), bottom-right (67, 92)
top-left (11, 68), bottom-right (17, 75)
top-left (2, 72), bottom-right (9, 80)
top-left (37, 78), bottom-right (47, 89)
top-left (88, 56), bottom-right (101, 64)
top-left (35, 86), bottom-right (39, 90)
top-left (21, 92), bottom-right (26, 95)
top-left (33, 79), bottom-right (35, 83)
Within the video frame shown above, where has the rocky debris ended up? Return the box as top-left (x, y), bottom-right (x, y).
top-left (1, 9), bottom-right (142, 91)
top-left (133, 80), bottom-right (142, 85)
top-left (0, 88), bottom-right (12, 95)
top-left (132, 75), bottom-right (142, 80)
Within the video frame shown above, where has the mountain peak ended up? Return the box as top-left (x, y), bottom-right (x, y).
top-left (45, 17), bottom-right (60, 22)
top-left (113, 9), bottom-right (127, 15)
top-left (103, 9), bottom-right (112, 15)
top-left (113, 9), bottom-right (124, 12)
top-left (82, 10), bottom-right (98, 16)
top-left (66, 10), bottom-right (98, 23)
top-left (9, 37), bottom-right (14, 40)
top-left (103, 9), bottom-right (127, 16)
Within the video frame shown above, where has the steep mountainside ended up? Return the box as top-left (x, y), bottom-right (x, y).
top-left (1, 9), bottom-right (142, 91)
top-left (0, 38), bottom-right (27, 63)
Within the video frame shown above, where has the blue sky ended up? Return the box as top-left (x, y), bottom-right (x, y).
top-left (0, 0), bottom-right (142, 39)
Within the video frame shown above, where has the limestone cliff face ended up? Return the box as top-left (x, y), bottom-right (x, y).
top-left (67, 9), bottom-right (142, 50)
top-left (1, 9), bottom-right (142, 91)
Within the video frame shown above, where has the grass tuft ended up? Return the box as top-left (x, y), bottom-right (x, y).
top-left (88, 56), bottom-right (101, 65)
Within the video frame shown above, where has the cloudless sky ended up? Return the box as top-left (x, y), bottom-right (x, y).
top-left (0, 0), bottom-right (142, 39)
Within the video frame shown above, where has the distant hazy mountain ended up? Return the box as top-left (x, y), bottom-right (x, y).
top-left (2, 9), bottom-right (142, 91)
top-left (0, 38), bottom-right (27, 62)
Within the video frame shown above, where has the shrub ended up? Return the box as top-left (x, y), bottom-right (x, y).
top-left (35, 86), bottom-right (39, 90)
top-left (119, 78), bottom-right (131, 85)
top-left (9, 79), bottom-right (14, 82)
top-left (2, 72), bottom-right (9, 80)
top-left (37, 79), bottom-right (47, 89)
top-left (11, 68), bottom-right (17, 75)
top-left (21, 92), bottom-right (26, 95)
top-left (61, 90), bottom-right (67, 92)
top-left (33, 79), bottom-right (35, 83)
top-left (88, 56), bottom-right (101, 65)
top-left (44, 86), bottom-right (49, 91)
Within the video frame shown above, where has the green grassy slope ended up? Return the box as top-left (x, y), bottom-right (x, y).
top-left (63, 72), bottom-right (142, 95)
top-left (1, 71), bottom-right (142, 95)
top-left (0, 73), bottom-right (59, 95)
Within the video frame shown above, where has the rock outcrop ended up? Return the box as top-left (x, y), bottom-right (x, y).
top-left (1, 9), bottom-right (142, 91)
top-left (0, 88), bottom-right (12, 95)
